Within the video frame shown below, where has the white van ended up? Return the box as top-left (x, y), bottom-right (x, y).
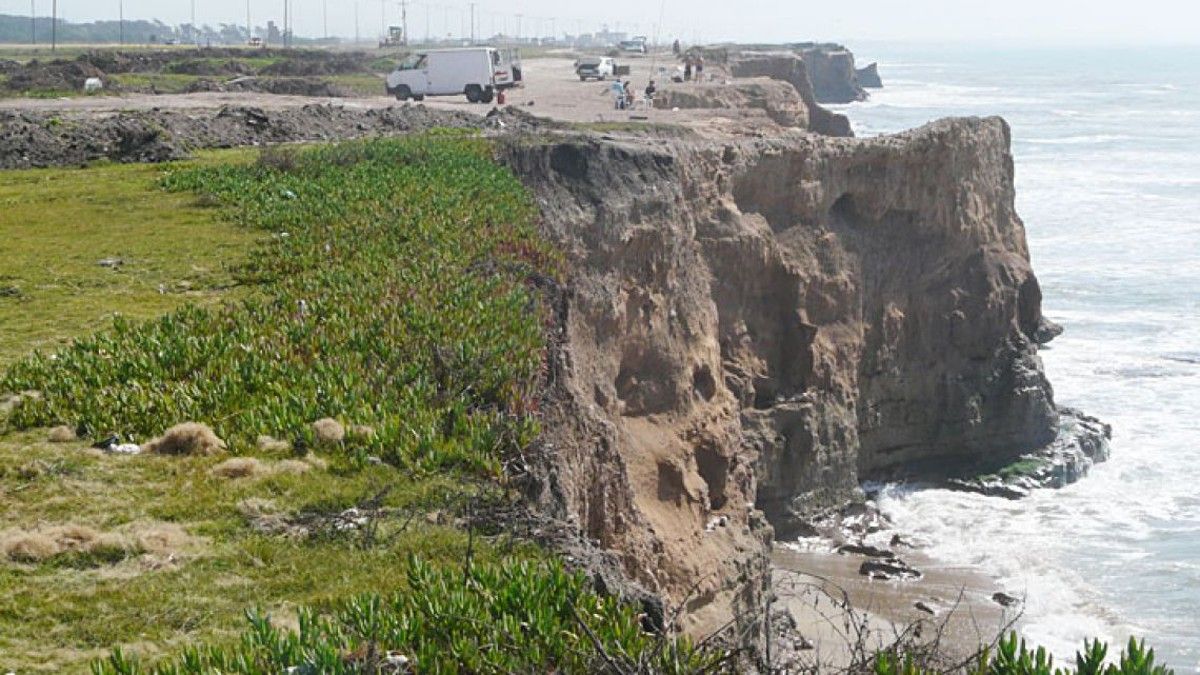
top-left (575, 57), bottom-right (616, 81)
top-left (386, 48), bottom-right (521, 103)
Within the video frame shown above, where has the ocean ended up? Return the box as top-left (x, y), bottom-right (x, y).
top-left (829, 43), bottom-right (1200, 669)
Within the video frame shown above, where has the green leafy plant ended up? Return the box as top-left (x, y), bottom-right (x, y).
top-left (90, 557), bottom-right (729, 674)
top-left (2, 135), bottom-right (560, 477)
top-left (872, 633), bottom-right (1172, 675)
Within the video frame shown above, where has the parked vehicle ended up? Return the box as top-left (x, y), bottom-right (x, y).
top-left (618, 36), bottom-right (648, 53)
top-left (379, 25), bottom-right (406, 48)
top-left (386, 48), bottom-right (522, 103)
top-left (575, 57), bottom-right (616, 81)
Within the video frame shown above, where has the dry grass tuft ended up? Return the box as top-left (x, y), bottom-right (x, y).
top-left (1, 524), bottom-right (132, 563)
top-left (348, 424), bottom-right (376, 439)
top-left (273, 459), bottom-right (311, 475)
top-left (1, 531), bottom-right (60, 562)
top-left (210, 457), bottom-right (269, 479)
top-left (237, 497), bottom-right (279, 519)
top-left (312, 418), bottom-right (345, 445)
top-left (16, 459), bottom-right (50, 479)
top-left (134, 523), bottom-right (193, 555)
top-left (301, 453), bottom-right (328, 470)
top-left (47, 425), bottom-right (77, 443)
top-left (256, 435), bottom-right (292, 453)
top-left (142, 422), bottom-right (226, 456)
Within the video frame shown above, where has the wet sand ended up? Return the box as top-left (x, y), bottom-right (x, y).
top-left (772, 540), bottom-right (1019, 669)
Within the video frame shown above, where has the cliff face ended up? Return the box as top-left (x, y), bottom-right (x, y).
top-left (728, 54), bottom-right (854, 137)
top-left (797, 46), bottom-right (869, 103)
top-left (857, 62), bottom-right (884, 89)
top-left (655, 80), bottom-right (812, 130)
top-left (503, 116), bottom-right (1062, 646)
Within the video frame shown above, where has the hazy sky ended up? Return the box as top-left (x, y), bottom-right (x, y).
top-left (8, 0), bottom-right (1200, 45)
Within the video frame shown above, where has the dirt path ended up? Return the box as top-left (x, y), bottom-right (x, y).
top-left (0, 55), bottom-right (784, 136)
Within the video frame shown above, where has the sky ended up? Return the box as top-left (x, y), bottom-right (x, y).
top-left (6, 0), bottom-right (1200, 45)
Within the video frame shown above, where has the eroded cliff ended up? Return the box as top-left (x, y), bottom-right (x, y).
top-left (503, 115), bottom-right (1073, 648)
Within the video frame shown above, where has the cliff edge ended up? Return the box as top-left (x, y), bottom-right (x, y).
top-left (503, 115), bottom-right (1079, 650)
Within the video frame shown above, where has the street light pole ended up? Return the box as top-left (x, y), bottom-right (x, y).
top-left (400, 0), bottom-right (407, 44)
top-left (323, 0), bottom-right (328, 40)
top-left (51, 0), bottom-right (56, 52)
top-left (119, 0), bottom-right (124, 45)
top-left (30, 0), bottom-right (35, 45)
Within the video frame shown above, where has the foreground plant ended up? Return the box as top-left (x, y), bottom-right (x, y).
top-left (873, 632), bottom-right (1172, 675)
top-left (91, 557), bottom-right (727, 674)
top-left (2, 135), bottom-right (558, 475)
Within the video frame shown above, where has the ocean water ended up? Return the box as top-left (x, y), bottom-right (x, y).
top-left (829, 44), bottom-right (1200, 669)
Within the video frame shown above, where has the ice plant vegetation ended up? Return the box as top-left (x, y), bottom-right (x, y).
top-left (3, 135), bottom-right (555, 475)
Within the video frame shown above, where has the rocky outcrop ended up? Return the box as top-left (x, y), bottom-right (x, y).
top-left (504, 115), bottom-right (1077, 650)
top-left (729, 54), bottom-right (853, 137)
top-left (0, 105), bottom-right (549, 170)
top-left (857, 62), bottom-right (883, 89)
top-left (795, 45), bottom-right (868, 103)
top-left (655, 79), bottom-right (810, 129)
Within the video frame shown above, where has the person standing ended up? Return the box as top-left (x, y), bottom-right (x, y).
top-left (672, 39), bottom-right (681, 56)
top-left (683, 56), bottom-right (693, 82)
top-left (696, 54), bottom-right (705, 82)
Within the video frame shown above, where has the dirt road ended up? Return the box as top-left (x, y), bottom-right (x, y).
top-left (0, 55), bottom-right (781, 134)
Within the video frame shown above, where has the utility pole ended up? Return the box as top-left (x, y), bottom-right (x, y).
top-left (469, 3), bottom-right (475, 44)
top-left (30, 0), bottom-right (35, 45)
top-left (380, 0), bottom-right (385, 41)
top-left (355, 1), bottom-right (360, 44)
top-left (283, 0), bottom-right (289, 48)
top-left (515, 13), bottom-right (521, 42)
top-left (119, 0), bottom-right (124, 45)
top-left (51, 0), bottom-right (56, 52)
top-left (246, 0), bottom-right (252, 43)
top-left (190, 0), bottom-right (196, 42)
top-left (323, 0), bottom-right (328, 39)
top-left (400, 0), bottom-right (408, 44)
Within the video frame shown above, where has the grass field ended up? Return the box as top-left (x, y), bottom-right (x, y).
top-left (0, 157), bottom-right (261, 370)
top-left (0, 136), bottom-right (721, 673)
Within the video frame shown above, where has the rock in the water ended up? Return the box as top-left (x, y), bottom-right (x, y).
top-left (857, 62), bottom-right (884, 88)
top-left (860, 558), bottom-right (922, 581)
top-left (914, 600), bottom-right (937, 615)
top-left (837, 542), bottom-right (894, 558)
top-left (992, 592), bottom-right (1021, 608)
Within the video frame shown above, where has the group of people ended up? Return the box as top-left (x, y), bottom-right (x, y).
top-left (672, 40), bottom-right (706, 82)
top-left (611, 79), bottom-right (658, 110)
top-left (682, 54), bottom-right (706, 82)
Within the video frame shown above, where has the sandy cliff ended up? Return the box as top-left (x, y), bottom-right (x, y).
top-left (503, 115), bottom-right (1074, 652)
top-left (727, 53), bottom-right (854, 137)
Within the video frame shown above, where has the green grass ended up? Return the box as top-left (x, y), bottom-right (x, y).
top-left (3, 136), bottom-right (555, 471)
top-left (0, 158), bottom-right (261, 370)
top-left (0, 429), bottom-right (494, 672)
top-left (328, 72), bottom-right (388, 96)
top-left (0, 135), bottom-right (709, 673)
top-left (108, 72), bottom-right (204, 94)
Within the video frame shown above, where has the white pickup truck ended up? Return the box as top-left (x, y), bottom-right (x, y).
top-left (386, 47), bottom-right (522, 103)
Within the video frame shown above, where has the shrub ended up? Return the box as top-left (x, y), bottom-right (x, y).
top-left (91, 557), bottom-right (729, 674)
top-left (873, 632), bottom-right (1173, 675)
